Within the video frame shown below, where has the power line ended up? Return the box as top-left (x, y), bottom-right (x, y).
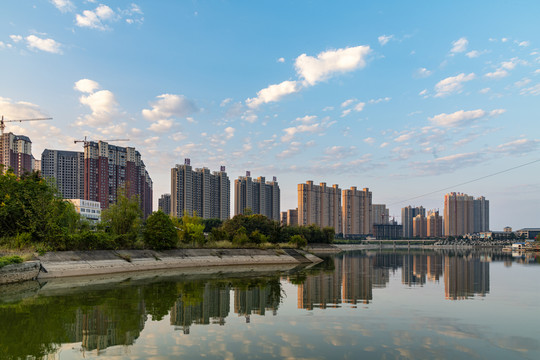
top-left (389, 158), bottom-right (540, 206)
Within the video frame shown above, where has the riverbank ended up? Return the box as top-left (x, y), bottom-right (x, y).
top-left (36, 248), bottom-right (322, 279)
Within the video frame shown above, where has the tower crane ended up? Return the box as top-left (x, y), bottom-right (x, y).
top-left (1, 115), bottom-right (53, 135)
top-left (73, 136), bottom-right (130, 145)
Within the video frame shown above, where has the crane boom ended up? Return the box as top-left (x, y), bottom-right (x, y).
top-left (1, 115), bottom-right (53, 135)
top-left (73, 136), bottom-right (130, 144)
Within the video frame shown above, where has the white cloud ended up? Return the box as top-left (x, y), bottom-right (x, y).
top-left (494, 138), bottom-right (539, 155)
top-left (25, 35), bottom-right (62, 54)
top-left (241, 110), bottom-right (258, 123)
top-left (466, 50), bottom-right (480, 58)
top-left (246, 80), bottom-right (300, 108)
top-left (419, 89), bottom-right (428, 97)
top-left (451, 37), bottom-right (468, 53)
top-left (520, 83), bottom-right (540, 96)
top-left (514, 78), bottom-right (531, 88)
top-left (518, 41), bottom-right (530, 47)
top-left (220, 98), bottom-right (232, 107)
top-left (78, 89), bottom-right (119, 126)
top-left (485, 69), bottom-right (508, 79)
top-left (368, 97), bottom-right (390, 104)
top-left (323, 145), bottom-right (357, 159)
top-left (295, 115), bottom-right (317, 124)
top-left (380, 142), bottom-right (389, 148)
top-left (341, 99), bottom-right (355, 108)
top-left (76, 4), bottom-right (116, 30)
top-left (479, 87), bottom-right (491, 94)
top-left (148, 119), bottom-right (173, 132)
top-left (364, 137), bottom-right (375, 145)
top-left (416, 68), bottom-right (432, 78)
top-left (281, 116), bottom-right (332, 142)
top-left (50, 0), bottom-right (74, 13)
top-left (354, 102), bottom-right (365, 112)
top-left (224, 126), bottom-right (235, 139)
top-left (394, 131), bottom-right (415, 142)
top-left (10, 35), bottom-right (23, 43)
top-left (340, 109), bottom-right (352, 117)
top-left (170, 132), bottom-right (187, 142)
top-left (295, 45), bottom-right (371, 86)
top-left (378, 35), bottom-right (394, 46)
top-left (434, 73), bottom-right (475, 97)
top-left (142, 94), bottom-right (197, 121)
top-left (501, 37), bottom-right (508, 42)
top-left (428, 108), bottom-right (504, 127)
top-left (74, 78), bottom-right (100, 93)
top-left (277, 57), bottom-right (285, 63)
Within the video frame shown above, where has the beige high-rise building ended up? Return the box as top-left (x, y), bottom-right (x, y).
top-left (401, 206), bottom-right (425, 238)
top-left (298, 181), bottom-right (341, 232)
top-left (234, 172), bottom-right (280, 220)
top-left (372, 204), bottom-right (390, 225)
top-left (0, 132), bottom-right (32, 176)
top-left (413, 214), bottom-right (427, 238)
top-left (171, 159), bottom-right (230, 220)
top-left (427, 210), bottom-right (444, 238)
top-left (444, 192), bottom-right (474, 236)
top-left (342, 187), bottom-right (372, 236)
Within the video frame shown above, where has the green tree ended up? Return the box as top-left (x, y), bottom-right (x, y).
top-left (143, 210), bottom-right (178, 249)
top-left (101, 192), bottom-right (143, 248)
top-left (202, 218), bottom-right (223, 233)
top-left (175, 211), bottom-right (205, 245)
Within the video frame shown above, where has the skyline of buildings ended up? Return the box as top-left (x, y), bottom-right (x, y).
top-left (0, 131), bottom-right (506, 236)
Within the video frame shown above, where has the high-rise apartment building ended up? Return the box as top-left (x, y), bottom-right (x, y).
top-left (342, 187), bottom-right (372, 236)
top-left (41, 149), bottom-right (84, 199)
top-left (401, 206), bottom-right (425, 238)
top-left (84, 141), bottom-right (153, 218)
top-left (158, 194), bottom-right (171, 215)
top-left (171, 159), bottom-right (230, 220)
top-left (473, 196), bottom-right (489, 232)
top-left (298, 181), bottom-right (341, 232)
top-left (427, 210), bottom-right (444, 238)
top-left (0, 132), bottom-right (32, 176)
top-left (413, 214), bottom-right (427, 238)
top-left (444, 192), bottom-right (474, 236)
top-left (234, 172), bottom-right (280, 220)
top-left (372, 204), bottom-right (390, 225)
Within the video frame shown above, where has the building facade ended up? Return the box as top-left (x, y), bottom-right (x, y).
top-left (234, 172), bottom-right (280, 221)
top-left (84, 141), bottom-right (153, 218)
top-left (0, 132), bottom-right (33, 176)
top-left (372, 204), bottom-right (390, 225)
top-left (158, 193), bottom-right (171, 215)
top-left (41, 149), bottom-right (84, 199)
top-left (427, 210), bottom-right (444, 238)
top-left (342, 187), bottom-right (372, 236)
top-left (298, 181), bottom-right (341, 232)
top-left (473, 196), bottom-right (490, 233)
top-left (68, 199), bottom-right (101, 222)
top-left (413, 214), bottom-right (427, 238)
top-left (444, 192), bottom-right (475, 236)
top-left (401, 206), bottom-right (426, 238)
top-left (171, 159), bottom-right (230, 220)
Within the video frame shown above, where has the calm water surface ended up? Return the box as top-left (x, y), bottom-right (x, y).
top-left (1, 249), bottom-right (539, 359)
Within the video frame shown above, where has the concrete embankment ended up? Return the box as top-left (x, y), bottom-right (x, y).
top-left (0, 261), bottom-right (40, 285)
top-left (37, 248), bottom-right (322, 279)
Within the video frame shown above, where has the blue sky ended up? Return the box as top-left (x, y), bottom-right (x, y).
top-left (1, 0), bottom-right (539, 230)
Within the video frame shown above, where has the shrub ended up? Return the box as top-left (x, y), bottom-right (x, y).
top-left (0, 255), bottom-right (24, 268)
top-left (289, 234), bottom-right (307, 248)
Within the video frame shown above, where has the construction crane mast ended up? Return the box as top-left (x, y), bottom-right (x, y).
top-left (1, 115), bottom-right (53, 135)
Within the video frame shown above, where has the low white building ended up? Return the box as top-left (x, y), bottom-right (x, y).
top-left (68, 199), bottom-right (101, 222)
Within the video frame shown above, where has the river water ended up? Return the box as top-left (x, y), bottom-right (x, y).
top-left (0, 249), bottom-right (539, 359)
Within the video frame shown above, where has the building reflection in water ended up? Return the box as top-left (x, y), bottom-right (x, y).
top-left (296, 251), bottom-right (491, 309)
top-left (170, 283), bottom-right (231, 334)
top-left (65, 299), bottom-right (146, 354)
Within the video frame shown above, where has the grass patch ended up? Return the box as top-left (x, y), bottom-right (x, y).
top-left (0, 255), bottom-right (24, 268)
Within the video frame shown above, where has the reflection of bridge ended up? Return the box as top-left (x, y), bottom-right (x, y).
top-left (363, 239), bottom-right (438, 248)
